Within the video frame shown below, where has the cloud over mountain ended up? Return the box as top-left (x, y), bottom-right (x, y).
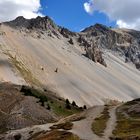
top-left (0, 0), bottom-right (42, 22)
top-left (84, 0), bottom-right (140, 30)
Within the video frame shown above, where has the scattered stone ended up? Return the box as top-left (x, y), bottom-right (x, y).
top-left (55, 68), bottom-right (58, 73)
top-left (68, 38), bottom-right (74, 45)
top-left (14, 133), bottom-right (22, 140)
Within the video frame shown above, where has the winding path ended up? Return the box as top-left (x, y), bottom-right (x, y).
top-left (70, 106), bottom-right (104, 140)
top-left (2, 106), bottom-right (119, 140)
top-left (70, 106), bottom-right (118, 140)
top-left (103, 106), bottom-right (118, 140)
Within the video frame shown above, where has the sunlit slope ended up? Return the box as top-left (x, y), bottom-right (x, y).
top-left (0, 25), bottom-right (140, 106)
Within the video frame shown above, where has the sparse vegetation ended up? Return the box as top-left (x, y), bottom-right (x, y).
top-left (83, 105), bottom-right (87, 110)
top-left (112, 104), bottom-right (140, 139)
top-left (72, 101), bottom-right (77, 107)
top-left (65, 99), bottom-right (71, 110)
top-left (46, 104), bottom-right (51, 110)
top-left (31, 130), bottom-right (80, 140)
top-left (20, 85), bottom-right (82, 117)
top-left (20, 85), bottom-right (48, 107)
top-left (3, 50), bottom-right (40, 86)
top-left (0, 112), bottom-right (9, 134)
top-left (50, 121), bottom-right (73, 130)
top-left (50, 100), bottom-right (81, 117)
top-left (92, 106), bottom-right (110, 136)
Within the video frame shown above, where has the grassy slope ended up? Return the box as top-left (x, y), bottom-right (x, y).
top-left (0, 83), bottom-right (83, 134)
top-left (92, 106), bottom-right (110, 136)
top-left (30, 130), bottom-right (80, 140)
top-left (20, 85), bottom-right (82, 117)
top-left (112, 99), bottom-right (140, 138)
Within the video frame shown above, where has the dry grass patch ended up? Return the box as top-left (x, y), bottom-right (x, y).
top-left (50, 121), bottom-right (73, 130)
top-left (112, 110), bottom-right (140, 138)
top-left (92, 106), bottom-right (110, 136)
top-left (30, 130), bottom-right (80, 140)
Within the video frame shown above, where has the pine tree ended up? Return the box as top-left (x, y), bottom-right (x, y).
top-left (65, 99), bottom-right (71, 110)
top-left (72, 101), bottom-right (77, 107)
top-left (83, 105), bottom-right (87, 109)
top-left (47, 104), bottom-right (51, 110)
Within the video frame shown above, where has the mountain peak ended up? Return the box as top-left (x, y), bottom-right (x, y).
top-left (14, 16), bottom-right (25, 21)
top-left (82, 23), bottom-right (110, 34)
top-left (4, 16), bottom-right (57, 31)
top-left (4, 16), bottom-right (28, 27)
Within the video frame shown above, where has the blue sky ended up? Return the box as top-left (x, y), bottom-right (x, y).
top-left (0, 0), bottom-right (140, 31)
top-left (40, 0), bottom-right (116, 32)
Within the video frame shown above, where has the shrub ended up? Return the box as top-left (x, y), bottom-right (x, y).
top-left (47, 104), bottom-right (51, 110)
top-left (66, 99), bottom-right (70, 104)
top-left (66, 104), bottom-right (71, 110)
top-left (83, 105), bottom-right (87, 109)
top-left (65, 99), bottom-right (71, 110)
top-left (72, 101), bottom-right (77, 107)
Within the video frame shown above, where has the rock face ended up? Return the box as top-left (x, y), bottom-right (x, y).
top-left (59, 27), bottom-right (76, 38)
top-left (4, 16), bottom-right (106, 66)
top-left (85, 43), bottom-right (107, 67)
top-left (80, 24), bottom-right (140, 69)
top-left (4, 16), bottom-right (60, 38)
top-left (5, 16), bottom-right (56, 30)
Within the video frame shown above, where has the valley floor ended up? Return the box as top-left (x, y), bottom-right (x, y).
top-left (0, 105), bottom-right (118, 140)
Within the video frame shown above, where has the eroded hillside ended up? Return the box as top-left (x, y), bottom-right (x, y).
top-left (0, 17), bottom-right (140, 106)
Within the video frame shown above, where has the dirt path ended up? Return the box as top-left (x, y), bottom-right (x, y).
top-left (3, 123), bottom-right (53, 140)
top-left (70, 105), bottom-right (118, 140)
top-left (103, 106), bottom-right (118, 139)
top-left (70, 106), bottom-right (104, 140)
top-left (2, 105), bottom-right (119, 140)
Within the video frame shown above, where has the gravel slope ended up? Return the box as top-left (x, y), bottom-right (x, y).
top-left (0, 25), bottom-right (140, 106)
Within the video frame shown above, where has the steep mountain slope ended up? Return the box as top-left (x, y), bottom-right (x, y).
top-left (0, 16), bottom-right (140, 106)
top-left (0, 82), bottom-right (82, 134)
top-left (0, 83), bottom-right (56, 133)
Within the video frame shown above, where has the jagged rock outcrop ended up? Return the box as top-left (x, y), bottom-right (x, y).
top-left (59, 27), bottom-right (76, 38)
top-left (80, 24), bottom-right (140, 69)
top-left (77, 34), bottom-right (107, 66)
top-left (85, 46), bottom-right (107, 67)
top-left (4, 16), bottom-right (57, 30)
top-left (4, 16), bottom-right (60, 38)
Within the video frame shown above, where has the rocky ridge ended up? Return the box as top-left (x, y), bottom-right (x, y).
top-left (4, 16), bottom-right (140, 69)
top-left (3, 16), bottom-right (106, 67)
top-left (79, 24), bottom-right (140, 69)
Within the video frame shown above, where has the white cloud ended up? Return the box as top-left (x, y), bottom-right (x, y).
top-left (84, 0), bottom-right (140, 30)
top-left (0, 0), bottom-right (43, 22)
top-left (84, 1), bottom-right (94, 15)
